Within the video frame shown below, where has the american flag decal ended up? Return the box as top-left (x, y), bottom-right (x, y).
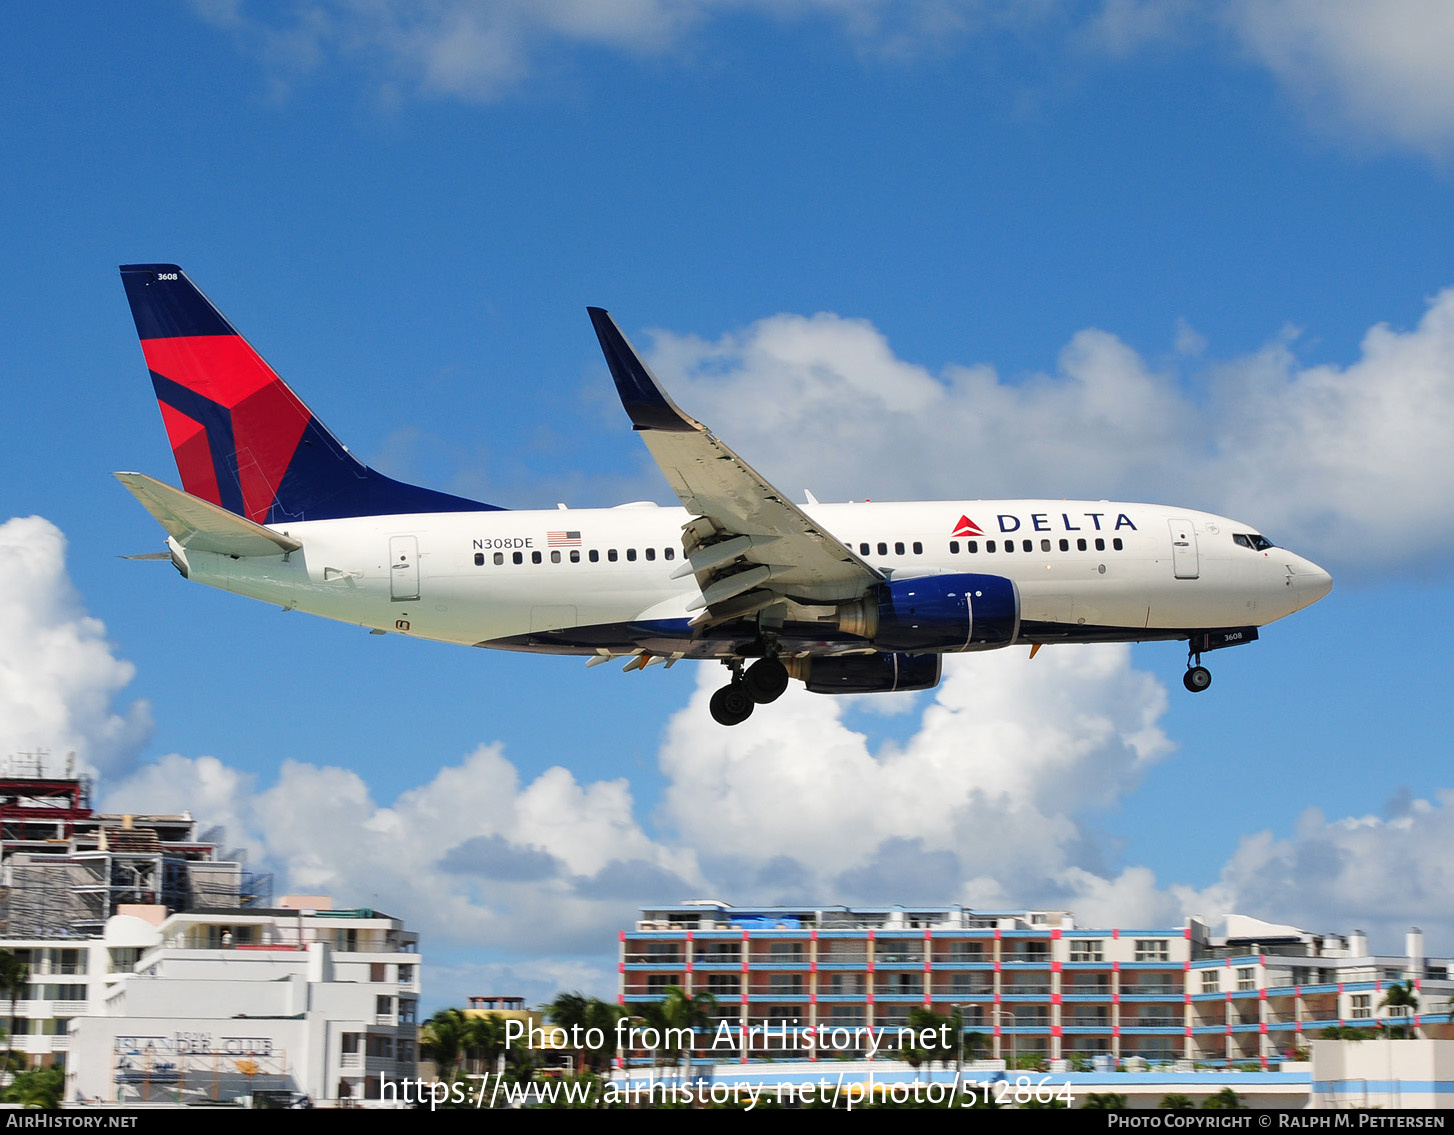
top-left (548, 530), bottom-right (582, 547)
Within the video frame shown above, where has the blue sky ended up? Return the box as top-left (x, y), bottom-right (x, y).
top-left (4, 2), bottom-right (1454, 1007)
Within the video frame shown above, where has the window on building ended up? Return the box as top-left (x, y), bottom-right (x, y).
top-left (1201, 971), bottom-right (1221, 994)
top-left (1236, 967), bottom-right (1255, 992)
top-left (1351, 994), bottom-right (1372, 1019)
top-left (1134, 940), bottom-right (1169, 963)
top-left (1069, 940), bottom-right (1103, 963)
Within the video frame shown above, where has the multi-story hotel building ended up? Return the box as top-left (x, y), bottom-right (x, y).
top-left (621, 903), bottom-right (1452, 1067)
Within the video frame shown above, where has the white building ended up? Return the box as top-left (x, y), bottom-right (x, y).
top-left (67, 899), bottom-right (421, 1106)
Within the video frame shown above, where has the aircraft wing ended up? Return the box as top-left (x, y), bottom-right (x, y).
top-left (588, 309), bottom-right (880, 620)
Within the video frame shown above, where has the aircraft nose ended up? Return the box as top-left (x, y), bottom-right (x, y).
top-left (1288, 556), bottom-right (1333, 610)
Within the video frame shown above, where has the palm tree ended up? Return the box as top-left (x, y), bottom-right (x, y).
top-left (421, 1008), bottom-right (468, 1078)
top-left (0, 952), bottom-right (28, 1076)
top-left (1380, 979), bottom-right (1419, 1039)
top-left (659, 986), bottom-right (718, 1083)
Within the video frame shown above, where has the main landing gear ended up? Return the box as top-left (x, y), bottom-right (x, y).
top-left (1183, 647), bottom-right (1212, 694)
top-left (709, 656), bottom-right (790, 726)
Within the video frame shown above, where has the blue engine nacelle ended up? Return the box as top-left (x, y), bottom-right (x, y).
top-left (837, 573), bottom-right (1021, 652)
top-left (797, 652), bottom-right (943, 694)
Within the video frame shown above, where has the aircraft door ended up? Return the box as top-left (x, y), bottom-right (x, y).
top-left (1168, 518), bottom-right (1199, 580)
top-left (389, 536), bottom-right (420, 601)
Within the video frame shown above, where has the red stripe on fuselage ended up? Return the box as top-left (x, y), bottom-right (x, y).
top-left (142, 335), bottom-right (312, 523)
top-left (158, 402), bottom-right (222, 507)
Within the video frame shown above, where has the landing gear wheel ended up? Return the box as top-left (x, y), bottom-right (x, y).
top-left (743, 657), bottom-right (790, 704)
top-left (1183, 666), bottom-right (1212, 693)
top-left (710, 684), bottom-right (755, 726)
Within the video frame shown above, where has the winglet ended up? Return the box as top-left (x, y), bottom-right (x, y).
top-left (587, 308), bottom-right (698, 433)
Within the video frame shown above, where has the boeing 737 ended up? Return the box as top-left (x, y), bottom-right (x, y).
top-left (116, 264), bottom-right (1332, 726)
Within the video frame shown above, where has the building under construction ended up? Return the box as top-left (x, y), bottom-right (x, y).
top-left (0, 752), bottom-right (271, 938)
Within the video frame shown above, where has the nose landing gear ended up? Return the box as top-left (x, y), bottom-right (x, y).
top-left (1183, 647), bottom-right (1212, 693)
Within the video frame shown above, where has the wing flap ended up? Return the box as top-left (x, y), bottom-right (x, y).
top-left (115, 472), bottom-right (302, 557)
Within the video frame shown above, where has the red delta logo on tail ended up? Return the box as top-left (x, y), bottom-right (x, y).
top-left (119, 264), bottom-right (500, 524)
top-left (952, 515), bottom-right (983, 538)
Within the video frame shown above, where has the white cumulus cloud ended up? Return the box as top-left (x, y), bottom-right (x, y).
top-left (640, 286), bottom-right (1454, 576)
top-left (0, 516), bottom-right (151, 775)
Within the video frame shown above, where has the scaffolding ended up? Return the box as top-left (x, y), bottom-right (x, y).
top-left (0, 764), bottom-right (272, 938)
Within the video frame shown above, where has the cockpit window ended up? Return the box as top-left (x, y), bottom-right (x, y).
top-left (1233, 533), bottom-right (1276, 551)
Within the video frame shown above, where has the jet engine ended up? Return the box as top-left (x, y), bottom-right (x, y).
top-left (834, 573), bottom-right (1020, 651)
top-left (791, 652), bottom-right (943, 694)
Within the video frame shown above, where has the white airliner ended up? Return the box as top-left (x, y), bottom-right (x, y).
top-left (117, 265), bottom-right (1332, 725)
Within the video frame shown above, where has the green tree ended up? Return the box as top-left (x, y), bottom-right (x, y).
top-left (1202, 1087), bottom-right (1246, 1109)
top-left (1380, 979), bottom-right (1419, 1039)
top-left (0, 952), bottom-right (28, 1076)
top-left (546, 993), bottom-right (625, 1073)
top-left (1158, 1093), bottom-right (1195, 1108)
top-left (659, 986), bottom-right (717, 1080)
top-left (421, 1008), bottom-right (469, 1077)
top-left (1, 1066), bottom-right (63, 1109)
top-left (1084, 1092), bottom-right (1128, 1109)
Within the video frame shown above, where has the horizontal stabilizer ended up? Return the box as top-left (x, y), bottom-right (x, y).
top-left (115, 472), bottom-right (302, 557)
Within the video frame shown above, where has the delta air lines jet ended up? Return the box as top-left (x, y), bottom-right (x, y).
top-left (116, 265), bottom-right (1332, 726)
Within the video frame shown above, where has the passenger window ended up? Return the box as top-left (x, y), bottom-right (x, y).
top-left (1040, 539), bottom-right (1050, 552)
top-left (912, 541), bottom-right (923, 555)
top-left (645, 548), bottom-right (656, 561)
top-left (608, 549), bottom-right (618, 562)
top-left (664, 548), bottom-right (675, 560)
top-left (878, 542), bottom-right (888, 556)
top-left (967, 540), bottom-right (978, 554)
top-left (1022, 539), bottom-right (1032, 552)
top-left (627, 548), bottom-right (637, 562)
top-left (550, 550), bottom-right (561, 563)
top-left (860, 543), bottom-right (870, 555)
top-left (949, 541), bottom-right (959, 554)
top-left (1095, 538), bottom-right (1105, 551)
top-left (1077, 539), bottom-right (1087, 552)
top-left (570, 550), bottom-right (580, 563)
top-left (474, 552), bottom-right (485, 566)
top-left (493, 552), bottom-right (504, 566)
top-left (532, 551), bottom-right (542, 564)
top-left (1058, 539), bottom-right (1069, 552)
top-left (513, 552), bottom-right (523, 565)
top-left (986, 540), bottom-right (996, 553)
top-left (894, 542), bottom-right (905, 555)
top-left (589, 550), bottom-right (599, 563)
top-left (1112, 538), bottom-right (1123, 551)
